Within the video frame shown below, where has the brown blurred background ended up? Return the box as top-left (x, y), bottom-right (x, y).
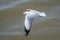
top-left (0, 0), bottom-right (60, 40)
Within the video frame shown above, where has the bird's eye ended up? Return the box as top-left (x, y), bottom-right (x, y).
top-left (26, 9), bottom-right (31, 12)
top-left (26, 10), bottom-right (30, 12)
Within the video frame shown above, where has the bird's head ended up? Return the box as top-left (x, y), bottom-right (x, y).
top-left (23, 9), bottom-right (32, 15)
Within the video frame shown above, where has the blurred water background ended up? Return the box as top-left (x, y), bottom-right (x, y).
top-left (0, 0), bottom-right (60, 40)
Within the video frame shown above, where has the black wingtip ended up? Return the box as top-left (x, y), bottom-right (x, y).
top-left (24, 27), bottom-right (30, 36)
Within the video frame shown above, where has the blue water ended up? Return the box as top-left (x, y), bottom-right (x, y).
top-left (0, 0), bottom-right (53, 11)
top-left (0, 0), bottom-right (31, 11)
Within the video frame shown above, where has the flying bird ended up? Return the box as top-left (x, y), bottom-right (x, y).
top-left (23, 9), bottom-right (46, 36)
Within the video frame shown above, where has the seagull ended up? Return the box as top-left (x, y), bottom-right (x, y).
top-left (23, 9), bottom-right (46, 36)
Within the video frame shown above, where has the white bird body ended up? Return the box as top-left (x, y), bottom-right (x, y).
top-left (23, 9), bottom-right (46, 36)
top-left (24, 10), bottom-right (39, 30)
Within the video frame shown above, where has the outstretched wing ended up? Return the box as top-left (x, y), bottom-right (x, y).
top-left (24, 16), bottom-right (33, 36)
top-left (24, 16), bottom-right (33, 30)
